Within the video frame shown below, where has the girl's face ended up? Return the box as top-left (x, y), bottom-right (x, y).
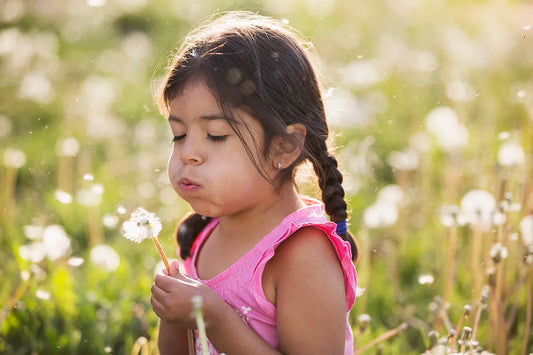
top-left (167, 80), bottom-right (276, 218)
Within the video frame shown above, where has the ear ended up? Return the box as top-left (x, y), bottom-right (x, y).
top-left (269, 123), bottom-right (307, 170)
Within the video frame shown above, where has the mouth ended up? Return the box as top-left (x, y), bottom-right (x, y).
top-left (179, 177), bottom-right (201, 191)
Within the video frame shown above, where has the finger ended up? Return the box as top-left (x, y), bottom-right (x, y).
top-left (150, 294), bottom-right (165, 319)
top-left (155, 273), bottom-right (184, 292)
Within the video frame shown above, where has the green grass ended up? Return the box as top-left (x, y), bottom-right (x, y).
top-left (1, 0), bottom-right (532, 354)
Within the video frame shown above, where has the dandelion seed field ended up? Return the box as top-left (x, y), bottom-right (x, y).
top-left (1, 1), bottom-right (532, 354)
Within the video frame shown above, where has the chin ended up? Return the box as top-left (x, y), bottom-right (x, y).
top-left (188, 201), bottom-right (220, 218)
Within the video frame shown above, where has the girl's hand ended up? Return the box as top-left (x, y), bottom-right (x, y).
top-left (150, 260), bottom-right (218, 329)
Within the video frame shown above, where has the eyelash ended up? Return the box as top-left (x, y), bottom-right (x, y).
top-left (171, 134), bottom-right (228, 143)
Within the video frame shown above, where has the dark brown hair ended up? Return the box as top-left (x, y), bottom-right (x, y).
top-left (158, 11), bottom-right (358, 262)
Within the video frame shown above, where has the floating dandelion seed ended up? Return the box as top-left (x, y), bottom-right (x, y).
top-left (122, 208), bottom-right (169, 273)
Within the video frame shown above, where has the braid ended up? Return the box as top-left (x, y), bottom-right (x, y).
top-left (174, 212), bottom-right (212, 260)
top-left (308, 136), bottom-right (359, 262)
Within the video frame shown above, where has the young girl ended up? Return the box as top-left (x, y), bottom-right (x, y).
top-left (150, 11), bottom-right (358, 355)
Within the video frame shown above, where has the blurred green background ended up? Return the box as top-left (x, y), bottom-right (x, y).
top-left (1, 0), bottom-right (532, 354)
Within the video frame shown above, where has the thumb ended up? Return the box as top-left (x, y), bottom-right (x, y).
top-left (168, 260), bottom-right (181, 277)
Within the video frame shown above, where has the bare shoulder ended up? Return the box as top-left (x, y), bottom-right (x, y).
top-left (273, 226), bottom-right (342, 272)
top-left (268, 227), bottom-right (347, 353)
top-left (265, 226), bottom-right (346, 300)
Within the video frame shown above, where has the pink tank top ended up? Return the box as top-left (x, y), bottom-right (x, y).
top-left (183, 197), bottom-right (357, 354)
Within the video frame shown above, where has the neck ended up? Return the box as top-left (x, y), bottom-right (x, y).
top-left (216, 182), bottom-right (305, 243)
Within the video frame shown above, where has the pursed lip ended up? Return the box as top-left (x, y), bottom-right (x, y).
top-left (179, 177), bottom-right (201, 191)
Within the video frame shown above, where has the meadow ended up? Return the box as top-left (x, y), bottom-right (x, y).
top-left (1, 0), bottom-right (532, 354)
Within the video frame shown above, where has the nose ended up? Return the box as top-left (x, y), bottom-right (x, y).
top-left (179, 137), bottom-right (204, 165)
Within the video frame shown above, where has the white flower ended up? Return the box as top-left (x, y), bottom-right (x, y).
top-left (460, 189), bottom-right (496, 230)
top-left (520, 215), bottom-right (533, 246)
top-left (122, 207), bottom-right (162, 243)
top-left (497, 141), bottom-right (525, 167)
top-left (90, 244), bottom-right (120, 272)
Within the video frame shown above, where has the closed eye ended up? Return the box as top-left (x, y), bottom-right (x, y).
top-left (207, 134), bottom-right (228, 142)
top-left (172, 135), bottom-right (186, 142)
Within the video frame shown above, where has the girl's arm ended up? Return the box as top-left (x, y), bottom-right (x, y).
top-left (157, 319), bottom-right (189, 355)
top-left (151, 262), bottom-right (281, 355)
top-left (270, 227), bottom-right (347, 354)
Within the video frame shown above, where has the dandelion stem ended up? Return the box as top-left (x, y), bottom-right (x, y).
top-left (521, 269), bottom-right (532, 355)
top-left (451, 307), bottom-right (470, 350)
top-left (353, 322), bottom-right (407, 355)
top-left (192, 296), bottom-right (209, 355)
top-left (470, 225), bottom-right (483, 313)
top-left (151, 236), bottom-right (170, 274)
top-left (0, 277), bottom-right (30, 330)
top-left (130, 336), bottom-right (149, 355)
top-left (443, 224), bottom-right (458, 304)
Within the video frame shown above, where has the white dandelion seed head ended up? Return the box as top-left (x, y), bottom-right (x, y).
top-left (489, 242), bottom-right (508, 263)
top-left (425, 106), bottom-right (469, 151)
top-left (55, 137), bottom-right (80, 157)
top-left (67, 256), bottom-right (85, 267)
top-left (54, 189), bottom-right (73, 204)
top-left (358, 313), bottom-right (372, 324)
top-left (363, 201), bottom-right (398, 229)
top-left (23, 225), bottom-right (44, 240)
top-left (355, 286), bottom-right (366, 298)
top-left (90, 244), bottom-right (120, 272)
top-left (460, 189), bottom-right (496, 230)
top-left (43, 225), bottom-right (71, 261)
top-left (102, 214), bottom-right (119, 229)
top-left (20, 270), bottom-right (30, 281)
top-left (18, 242), bottom-right (46, 263)
top-left (387, 149), bottom-right (419, 171)
top-left (520, 215), bottom-right (533, 246)
top-left (418, 274), bottom-right (434, 285)
top-left (497, 141), bottom-right (525, 167)
top-left (76, 188), bottom-right (102, 207)
top-left (35, 289), bottom-right (50, 300)
top-left (3, 148), bottom-right (26, 168)
top-left (122, 207), bottom-right (162, 243)
top-left (377, 184), bottom-right (404, 207)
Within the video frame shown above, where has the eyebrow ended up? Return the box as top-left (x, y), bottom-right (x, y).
top-left (168, 114), bottom-right (228, 122)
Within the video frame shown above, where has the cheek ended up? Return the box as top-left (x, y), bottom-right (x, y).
top-left (167, 151), bottom-right (179, 183)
